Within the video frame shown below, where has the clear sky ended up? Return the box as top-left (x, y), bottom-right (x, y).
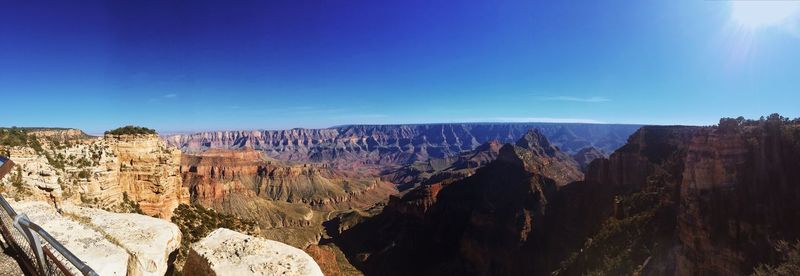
top-left (1, 0), bottom-right (799, 134)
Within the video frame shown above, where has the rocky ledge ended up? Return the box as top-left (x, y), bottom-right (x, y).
top-left (184, 228), bottom-right (323, 276)
top-left (9, 200), bottom-right (181, 276)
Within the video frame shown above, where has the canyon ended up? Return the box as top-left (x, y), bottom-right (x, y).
top-left (2, 117), bottom-right (799, 276)
top-left (323, 115), bottom-right (800, 276)
top-left (165, 123), bottom-right (639, 169)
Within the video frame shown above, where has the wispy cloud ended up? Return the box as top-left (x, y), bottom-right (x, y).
top-left (163, 93), bottom-right (178, 98)
top-left (539, 96), bottom-right (611, 103)
top-left (331, 114), bottom-right (388, 120)
top-left (492, 117), bottom-right (606, 124)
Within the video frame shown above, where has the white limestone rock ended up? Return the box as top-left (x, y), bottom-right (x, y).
top-left (10, 201), bottom-right (129, 276)
top-left (185, 228), bottom-right (323, 276)
top-left (61, 203), bottom-right (182, 276)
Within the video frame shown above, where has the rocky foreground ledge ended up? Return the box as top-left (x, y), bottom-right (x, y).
top-left (184, 228), bottom-right (323, 276)
top-left (10, 200), bottom-right (180, 276)
top-left (7, 200), bottom-right (324, 276)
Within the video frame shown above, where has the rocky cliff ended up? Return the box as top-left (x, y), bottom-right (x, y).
top-left (558, 116), bottom-right (800, 276)
top-left (571, 146), bottom-right (606, 172)
top-left (1, 133), bottom-right (188, 219)
top-left (165, 123), bottom-right (640, 167)
top-left (108, 134), bottom-right (189, 219)
top-left (25, 128), bottom-right (88, 140)
top-left (381, 139), bottom-right (503, 191)
top-left (330, 129), bottom-right (584, 275)
top-left (329, 115), bottom-right (800, 276)
top-left (180, 148), bottom-right (397, 249)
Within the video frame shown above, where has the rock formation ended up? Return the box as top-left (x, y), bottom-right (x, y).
top-left (165, 123), bottom-right (640, 167)
top-left (330, 130), bottom-right (584, 275)
top-left (107, 134), bottom-right (189, 218)
top-left (382, 139), bottom-right (503, 191)
top-left (330, 116), bottom-right (800, 276)
top-left (179, 148), bottom-right (397, 249)
top-left (1, 133), bottom-right (189, 219)
top-left (183, 228), bottom-right (323, 276)
top-left (557, 116), bottom-right (800, 275)
top-left (25, 128), bottom-right (88, 140)
top-left (9, 200), bottom-right (181, 276)
top-left (571, 146), bottom-right (606, 172)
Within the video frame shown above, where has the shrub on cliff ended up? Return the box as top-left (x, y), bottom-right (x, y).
top-left (104, 125), bottom-right (157, 135)
top-left (753, 241), bottom-right (800, 276)
top-left (0, 127), bottom-right (43, 153)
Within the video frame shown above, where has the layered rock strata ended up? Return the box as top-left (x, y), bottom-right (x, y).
top-left (1, 134), bottom-right (189, 219)
top-left (331, 130), bottom-right (584, 275)
top-left (165, 123), bottom-right (640, 167)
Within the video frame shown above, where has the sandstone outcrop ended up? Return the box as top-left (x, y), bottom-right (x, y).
top-left (181, 149), bottom-right (396, 220)
top-left (183, 228), bottom-right (323, 276)
top-left (10, 200), bottom-right (182, 276)
top-left (107, 134), bottom-right (189, 218)
top-left (304, 244), bottom-right (348, 276)
top-left (26, 128), bottom-right (88, 140)
top-left (2, 133), bottom-right (188, 219)
top-left (179, 149), bottom-right (397, 250)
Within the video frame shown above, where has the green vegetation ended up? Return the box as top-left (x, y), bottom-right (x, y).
top-left (753, 241), bottom-right (800, 276)
top-left (8, 166), bottom-right (32, 199)
top-left (0, 127), bottom-right (44, 154)
top-left (104, 125), bottom-right (157, 135)
top-left (555, 189), bottom-right (667, 276)
top-left (0, 127), bottom-right (30, 148)
top-left (77, 169), bottom-right (91, 179)
top-left (120, 192), bottom-right (143, 214)
top-left (10, 166), bottom-right (25, 191)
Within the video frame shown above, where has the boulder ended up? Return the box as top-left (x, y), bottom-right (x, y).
top-left (184, 228), bottom-right (323, 276)
top-left (61, 203), bottom-right (181, 276)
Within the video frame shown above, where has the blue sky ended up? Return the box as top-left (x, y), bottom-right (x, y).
top-left (1, 0), bottom-right (799, 134)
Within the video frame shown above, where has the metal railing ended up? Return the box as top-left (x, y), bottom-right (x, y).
top-left (0, 157), bottom-right (98, 276)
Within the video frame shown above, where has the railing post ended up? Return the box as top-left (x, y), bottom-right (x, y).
top-left (13, 213), bottom-right (48, 275)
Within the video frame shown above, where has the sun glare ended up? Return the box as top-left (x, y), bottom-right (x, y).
top-left (731, 2), bottom-right (800, 30)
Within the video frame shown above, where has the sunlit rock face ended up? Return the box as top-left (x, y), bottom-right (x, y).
top-left (180, 149), bottom-right (397, 223)
top-left (107, 134), bottom-right (189, 219)
top-left (61, 203), bottom-right (182, 276)
top-left (26, 128), bottom-right (87, 140)
top-left (183, 228), bottom-right (323, 276)
top-left (2, 133), bottom-right (188, 219)
top-left (179, 148), bottom-right (398, 249)
top-left (9, 200), bottom-right (181, 276)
